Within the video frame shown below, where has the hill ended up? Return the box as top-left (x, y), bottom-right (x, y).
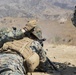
top-left (0, 0), bottom-right (75, 20)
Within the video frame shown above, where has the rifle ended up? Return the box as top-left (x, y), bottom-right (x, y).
top-left (36, 38), bottom-right (59, 71)
top-left (38, 38), bottom-right (46, 46)
top-left (46, 57), bottom-right (59, 71)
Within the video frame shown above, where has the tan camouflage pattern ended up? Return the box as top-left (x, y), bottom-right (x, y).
top-left (32, 26), bottom-right (42, 39)
top-left (2, 37), bottom-right (40, 72)
top-left (24, 20), bottom-right (36, 31)
top-left (3, 37), bottom-right (34, 59)
top-left (24, 20), bottom-right (42, 40)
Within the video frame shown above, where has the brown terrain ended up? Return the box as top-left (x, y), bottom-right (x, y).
top-left (0, 17), bottom-right (76, 75)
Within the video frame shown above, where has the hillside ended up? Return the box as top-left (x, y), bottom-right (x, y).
top-left (0, 0), bottom-right (75, 20)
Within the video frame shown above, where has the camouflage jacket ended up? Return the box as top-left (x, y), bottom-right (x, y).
top-left (0, 27), bottom-right (47, 74)
top-left (0, 37), bottom-right (46, 75)
top-left (0, 27), bottom-right (24, 47)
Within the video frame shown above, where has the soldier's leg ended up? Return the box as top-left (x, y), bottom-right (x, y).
top-left (0, 54), bottom-right (26, 75)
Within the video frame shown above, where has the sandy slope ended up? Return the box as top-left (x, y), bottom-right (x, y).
top-left (45, 43), bottom-right (76, 64)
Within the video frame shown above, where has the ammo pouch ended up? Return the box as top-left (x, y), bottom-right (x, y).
top-left (2, 38), bottom-right (39, 72)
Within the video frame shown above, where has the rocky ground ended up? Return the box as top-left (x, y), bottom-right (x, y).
top-left (0, 17), bottom-right (76, 75)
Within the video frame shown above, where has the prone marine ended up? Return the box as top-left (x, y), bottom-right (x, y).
top-left (0, 20), bottom-right (58, 75)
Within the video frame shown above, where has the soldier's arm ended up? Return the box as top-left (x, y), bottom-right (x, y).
top-left (0, 27), bottom-right (25, 47)
top-left (7, 27), bottom-right (25, 40)
top-left (31, 41), bottom-right (46, 63)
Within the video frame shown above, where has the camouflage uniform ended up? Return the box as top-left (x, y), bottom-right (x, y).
top-left (0, 27), bottom-right (24, 47)
top-left (0, 27), bottom-right (26, 75)
top-left (0, 54), bottom-right (25, 75)
top-left (0, 20), bottom-right (47, 75)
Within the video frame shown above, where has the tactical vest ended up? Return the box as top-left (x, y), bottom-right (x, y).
top-left (2, 37), bottom-right (40, 72)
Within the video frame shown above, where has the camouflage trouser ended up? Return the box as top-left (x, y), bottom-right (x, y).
top-left (0, 53), bottom-right (26, 75)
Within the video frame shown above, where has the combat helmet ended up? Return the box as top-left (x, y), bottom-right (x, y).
top-left (24, 20), bottom-right (42, 40)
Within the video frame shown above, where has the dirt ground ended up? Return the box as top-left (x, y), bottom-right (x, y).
top-left (43, 43), bottom-right (76, 75)
top-left (0, 17), bottom-right (76, 75)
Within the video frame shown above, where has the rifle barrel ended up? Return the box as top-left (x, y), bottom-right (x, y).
top-left (46, 57), bottom-right (59, 71)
